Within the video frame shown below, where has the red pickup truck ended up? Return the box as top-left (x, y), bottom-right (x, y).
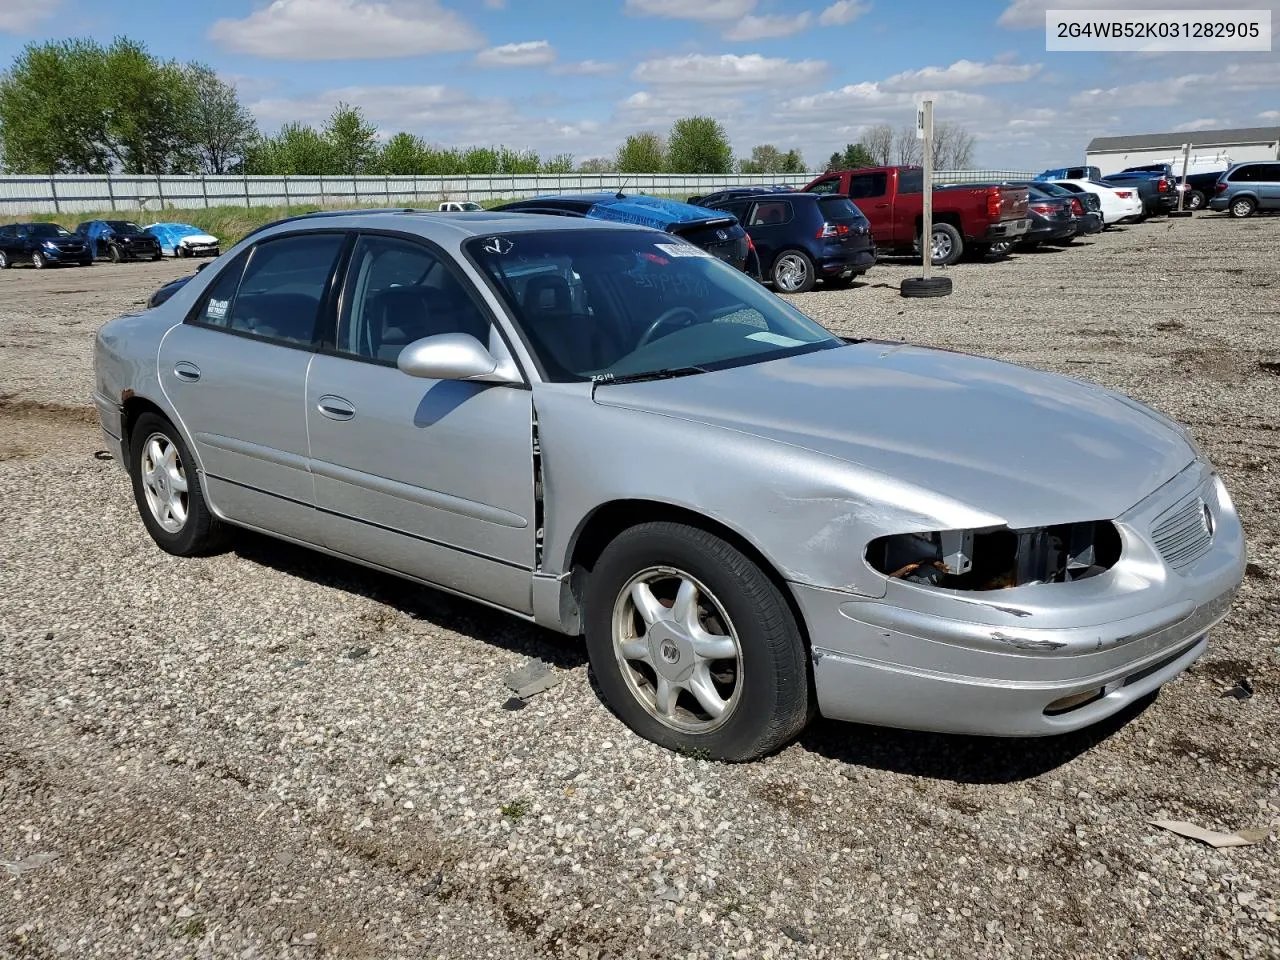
top-left (803, 166), bottom-right (1029, 265)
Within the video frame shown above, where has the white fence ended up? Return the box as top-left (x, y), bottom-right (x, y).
top-left (0, 170), bottom-right (1036, 215)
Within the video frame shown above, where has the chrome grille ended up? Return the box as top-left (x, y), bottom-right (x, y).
top-left (1152, 495), bottom-right (1212, 570)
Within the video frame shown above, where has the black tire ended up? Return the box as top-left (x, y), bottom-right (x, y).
top-left (1186, 190), bottom-right (1206, 211)
top-left (927, 222), bottom-right (963, 266)
top-left (0, 250), bottom-right (8, 269)
top-left (151, 251), bottom-right (162, 262)
top-left (770, 250), bottom-right (816, 294)
top-left (108, 244), bottom-right (121, 263)
top-left (900, 276), bottom-right (953, 298)
top-left (176, 245), bottom-right (190, 258)
top-left (584, 522), bottom-right (812, 761)
top-left (31, 251), bottom-right (46, 269)
top-left (1229, 196), bottom-right (1256, 219)
top-left (128, 412), bottom-right (227, 556)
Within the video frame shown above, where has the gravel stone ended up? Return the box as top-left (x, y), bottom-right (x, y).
top-left (0, 216), bottom-right (1277, 959)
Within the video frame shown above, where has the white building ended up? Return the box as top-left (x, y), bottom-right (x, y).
top-left (1085, 126), bottom-right (1280, 176)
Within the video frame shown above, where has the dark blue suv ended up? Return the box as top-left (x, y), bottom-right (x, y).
top-left (696, 191), bottom-right (875, 293)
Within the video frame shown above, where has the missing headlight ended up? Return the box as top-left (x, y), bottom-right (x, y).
top-left (867, 521), bottom-right (1120, 590)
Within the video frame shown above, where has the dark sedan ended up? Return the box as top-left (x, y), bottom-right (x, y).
top-left (491, 193), bottom-right (753, 275)
top-left (0, 222), bottom-right (92, 268)
top-left (696, 191), bottom-right (875, 293)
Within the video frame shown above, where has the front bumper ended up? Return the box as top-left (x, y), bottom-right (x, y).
top-left (798, 460), bottom-right (1245, 737)
top-left (984, 219), bottom-right (1029, 240)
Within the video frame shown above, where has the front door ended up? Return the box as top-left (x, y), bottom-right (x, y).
top-left (304, 232), bottom-right (537, 614)
top-left (157, 231), bottom-right (346, 541)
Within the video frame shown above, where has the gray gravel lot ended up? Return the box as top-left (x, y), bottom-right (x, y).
top-left (1, 215), bottom-right (1277, 959)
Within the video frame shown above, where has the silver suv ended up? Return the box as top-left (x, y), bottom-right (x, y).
top-left (1209, 161), bottom-right (1280, 218)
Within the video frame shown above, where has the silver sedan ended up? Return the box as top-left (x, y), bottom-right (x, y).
top-left (93, 209), bottom-right (1246, 760)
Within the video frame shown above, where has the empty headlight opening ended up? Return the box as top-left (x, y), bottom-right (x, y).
top-left (867, 521), bottom-right (1121, 591)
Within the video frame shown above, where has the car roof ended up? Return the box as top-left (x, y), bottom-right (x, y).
top-left (244, 207), bottom-right (653, 245)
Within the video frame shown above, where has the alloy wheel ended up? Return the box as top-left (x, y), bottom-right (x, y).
top-left (773, 253), bottom-right (809, 293)
top-left (139, 432), bottom-right (190, 534)
top-left (931, 230), bottom-right (954, 263)
top-left (610, 566), bottom-right (744, 734)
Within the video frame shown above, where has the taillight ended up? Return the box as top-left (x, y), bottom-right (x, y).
top-left (1157, 178), bottom-right (1170, 192)
top-left (1115, 190), bottom-right (1132, 198)
top-left (1215, 181), bottom-right (1229, 193)
top-left (986, 188), bottom-right (1002, 219)
top-left (1029, 202), bottom-right (1055, 215)
top-left (817, 222), bottom-right (849, 238)
top-left (1070, 198), bottom-right (1084, 216)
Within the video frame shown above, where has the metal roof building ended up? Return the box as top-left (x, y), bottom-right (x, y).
top-left (1085, 126), bottom-right (1280, 176)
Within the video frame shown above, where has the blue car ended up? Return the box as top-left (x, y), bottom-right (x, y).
top-left (491, 193), bottom-right (753, 274)
top-left (1209, 161), bottom-right (1280, 218)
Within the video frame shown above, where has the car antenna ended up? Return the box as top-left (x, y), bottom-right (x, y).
top-left (616, 176), bottom-right (632, 200)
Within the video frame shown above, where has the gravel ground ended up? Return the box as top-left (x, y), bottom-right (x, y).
top-left (1, 216), bottom-right (1277, 960)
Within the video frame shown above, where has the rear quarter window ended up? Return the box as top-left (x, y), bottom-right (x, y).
top-left (817, 197), bottom-right (868, 221)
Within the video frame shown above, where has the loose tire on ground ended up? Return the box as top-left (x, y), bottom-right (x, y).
top-left (900, 276), bottom-right (953, 298)
top-left (584, 521), bottom-right (812, 761)
top-left (128, 412), bottom-right (227, 557)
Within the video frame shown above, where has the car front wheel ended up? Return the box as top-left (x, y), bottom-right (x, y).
top-left (584, 522), bottom-right (812, 761)
top-left (1229, 197), bottom-right (1257, 218)
top-left (0, 250), bottom-right (8, 269)
top-left (129, 412), bottom-right (227, 556)
top-left (31, 251), bottom-right (46, 269)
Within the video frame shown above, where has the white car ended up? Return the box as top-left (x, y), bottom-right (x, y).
top-left (1047, 179), bottom-right (1144, 226)
top-left (438, 201), bottom-right (483, 212)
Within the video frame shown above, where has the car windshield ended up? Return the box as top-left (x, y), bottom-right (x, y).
top-left (29, 223), bottom-right (71, 238)
top-left (466, 229), bottom-right (842, 383)
top-left (106, 221), bottom-right (142, 234)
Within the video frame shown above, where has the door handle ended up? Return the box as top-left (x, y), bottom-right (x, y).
top-left (173, 361), bottom-right (201, 382)
top-left (317, 395), bottom-right (356, 421)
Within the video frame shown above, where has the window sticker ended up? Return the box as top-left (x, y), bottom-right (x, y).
top-left (483, 236), bottom-right (514, 255)
top-left (747, 331), bottom-right (805, 347)
top-left (654, 243), bottom-right (713, 259)
top-left (206, 299), bottom-right (229, 320)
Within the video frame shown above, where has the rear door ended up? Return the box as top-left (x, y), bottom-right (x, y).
top-left (304, 232), bottom-right (536, 613)
top-left (743, 198), bottom-right (793, 273)
top-left (157, 231), bottom-right (346, 541)
top-left (1254, 163), bottom-right (1280, 208)
top-left (846, 171), bottom-right (892, 243)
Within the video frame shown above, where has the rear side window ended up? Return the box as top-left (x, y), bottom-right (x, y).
top-left (817, 196), bottom-right (867, 222)
top-left (1229, 165), bottom-right (1258, 182)
top-left (898, 170), bottom-right (924, 194)
top-left (747, 201), bottom-right (792, 226)
top-left (1231, 163), bottom-right (1280, 182)
top-left (806, 178), bottom-right (842, 195)
top-left (848, 173), bottom-right (887, 199)
top-left (191, 250), bottom-right (250, 328)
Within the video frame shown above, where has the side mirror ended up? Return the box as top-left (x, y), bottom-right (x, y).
top-left (397, 333), bottom-right (519, 383)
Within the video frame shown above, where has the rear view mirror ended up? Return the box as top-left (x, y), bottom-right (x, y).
top-left (397, 333), bottom-right (520, 384)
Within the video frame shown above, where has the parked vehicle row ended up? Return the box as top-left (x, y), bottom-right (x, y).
top-left (0, 219), bottom-right (224, 268)
top-left (94, 205), bottom-right (1247, 761)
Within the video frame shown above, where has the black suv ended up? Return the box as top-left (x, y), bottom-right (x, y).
top-left (697, 191), bottom-right (875, 293)
top-left (0, 222), bottom-right (92, 268)
top-left (74, 219), bottom-right (163, 262)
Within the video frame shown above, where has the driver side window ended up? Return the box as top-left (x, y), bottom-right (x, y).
top-left (337, 235), bottom-right (492, 364)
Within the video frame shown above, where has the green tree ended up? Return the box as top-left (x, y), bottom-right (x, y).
top-left (739, 144), bottom-right (784, 174)
top-left (826, 143), bottom-right (876, 171)
top-left (780, 149), bottom-right (805, 174)
top-left (247, 122), bottom-right (331, 175)
top-left (185, 64), bottom-right (257, 174)
top-left (0, 38), bottom-right (112, 173)
top-left (496, 146), bottom-right (540, 174)
top-left (102, 38), bottom-right (200, 174)
top-left (324, 102), bottom-right (378, 175)
top-left (666, 116), bottom-right (732, 175)
top-left (578, 156), bottom-right (616, 174)
top-left (542, 152), bottom-right (575, 174)
top-left (462, 146), bottom-right (499, 174)
top-left (378, 132), bottom-right (426, 175)
top-left (615, 132), bottom-right (665, 173)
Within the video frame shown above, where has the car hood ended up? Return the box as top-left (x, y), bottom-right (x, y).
top-left (592, 342), bottom-right (1195, 528)
top-left (177, 233), bottom-right (218, 244)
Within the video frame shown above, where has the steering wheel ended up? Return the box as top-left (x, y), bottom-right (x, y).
top-left (636, 306), bottom-right (699, 349)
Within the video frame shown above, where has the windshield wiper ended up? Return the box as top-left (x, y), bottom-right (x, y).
top-left (592, 365), bottom-right (709, 388)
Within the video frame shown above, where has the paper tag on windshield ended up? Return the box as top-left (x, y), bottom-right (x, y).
top-left (654, 243), bottom-right (713, 259)
top-left (747, 331), bottom-right (805, 347)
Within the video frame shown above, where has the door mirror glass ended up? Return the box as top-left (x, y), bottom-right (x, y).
top-left (397, 333), bottom-right (516, 382)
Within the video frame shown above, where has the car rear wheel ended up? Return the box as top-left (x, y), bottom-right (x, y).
top-left (928, 223), bottom-right (963, 266)
top-left (31, 251), bottom-right (46, 269)
top-left (1186, 190), bottom-right (1206, 211)
top-left (584, 522), bottom-right (812, 761)
top-left (0, 250), bottom-right (8, 269)
top-left (129, 412), bottom-right (227, 556)
top-left (1229, 197), bottom-right (1257, 219)
top-left (771, 251), bottom-right (816, 294)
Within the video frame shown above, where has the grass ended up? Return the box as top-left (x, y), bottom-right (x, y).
top-left (500, 797), bottom-right (531, 820)
top-left (11, 192), bottom-right (692, 247)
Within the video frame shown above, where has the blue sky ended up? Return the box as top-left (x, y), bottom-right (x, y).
top-left (1, 0), bottom-right (1277, 169)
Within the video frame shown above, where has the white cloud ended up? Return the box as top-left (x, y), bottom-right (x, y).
top-left (724, 12), bottom-right (812, 40)
top-left (1173, 118), bottom-right (1230, 132)
top-left (475, 40), bottom-right (556, 67)
top-left (818, 0), bottom-right (869, 26)
top-left (617, 90), bottom-right (746, 124)
top-left (1071, 61), bottom-right (1280, 109)
top-left (209, 0), bottom-right (484, 60)
top-left (1261, 109), bottom-right (1280, 120)
top-left (624, 0), bottom-right (756, 21)
top-left (549, 59), bottom-right (618, 76)
top-left (0, 0), bottom-right (62, 32)
top-left (882, 59), bottom-right (1041, 91)
top-left (996, 0), bottom-right (1272, 29)
top-left (632, 53), bottom-right (827, 89)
